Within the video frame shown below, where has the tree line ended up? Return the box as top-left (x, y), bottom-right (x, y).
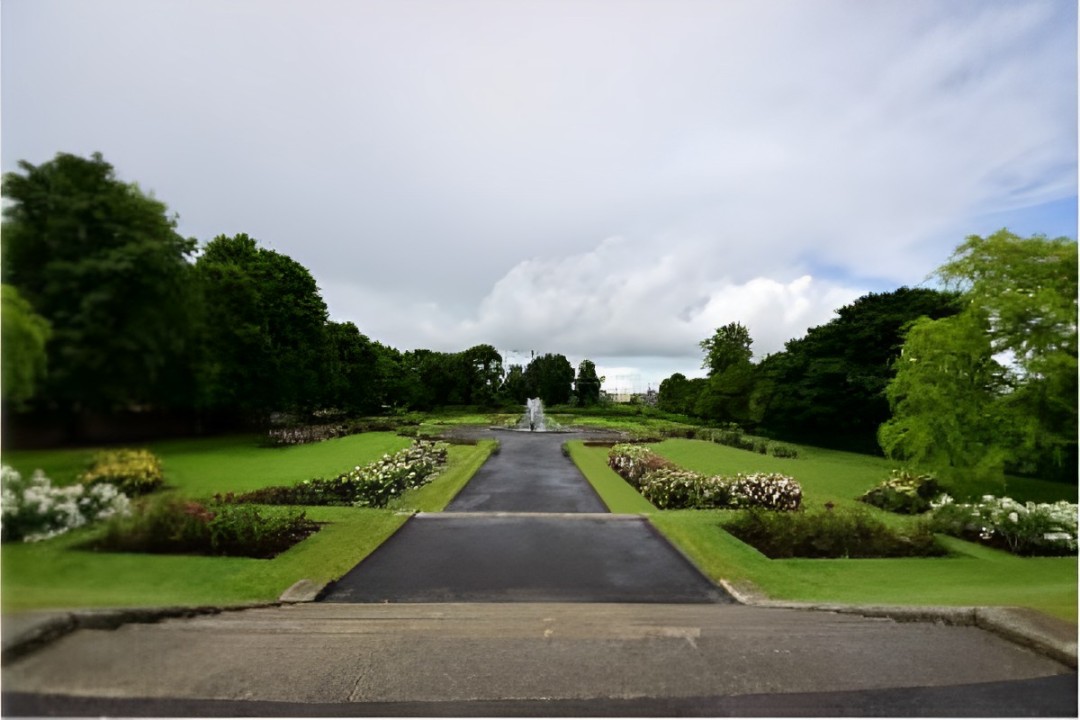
top-left (3, 152), bottom-right (1075, 486)
top-left (657, 231), bottom-right (1077, 484)
top-left (0, 152), bottom-right (601, 432)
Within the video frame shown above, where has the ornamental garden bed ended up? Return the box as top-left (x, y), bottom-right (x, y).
top-left (607, 443), bottom-right (802, 511)
top-left (723, 506), bottom-right (945, 559)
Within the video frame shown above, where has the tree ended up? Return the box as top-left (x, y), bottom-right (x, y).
top-left (461, 344), bottom-right (504, 406)
top-left (695, 363), bottom-right (756, 425)
top-left (700, 322), bottom-right (752, 377)
top-left (523, 353), bottom-right (575, 406)
top-left (936, 230), bottom-right (1077, 480)
top-left (501, 364), bottom-right (528, 405)
top-left (322, 321), bottom-right (380, 414)
top-left (658, 373), bottom-right (706, 416)
top-left (880, 231), bottom-right (1077, 483)
top-left (2, 152), bottom-right (199, 412)
top-left (754, 287), bottom-right (961, 450)
top-left (1, 285), bottom-right (51, 409)
top-left (696, 323), bottom-right (755, 424)
top-left (878, 310), bottom-right (1013, 484)
top-left (574, 359), bottom-right (603, 406)
top-left (194, 233), bottom-right (329, 417)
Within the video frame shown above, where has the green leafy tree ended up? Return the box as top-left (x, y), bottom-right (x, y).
top-left (695, 323), bottom-right (755, 424)
top-left (194, 233), bottom-right (328, 417)
top-left (657, 373), bottom-right (706, 416)
top-left (880, 231), bottom-right (1077, 483)
top-left (700, 322), bottom-right (752, 377)
top-left (754, 288), bottom-right (961, 451)
top-left (574, 359), bottom-right (603, 406)
top-left (461, 344), bottom-right (504, 406)
top-left (322, 321), bottom-right (380, 414)
top-left (2, 152), bottom-right (199, 412)
top-left (879, 310), bottom-right (1013, 484)
top-left (695, 362), bottom-right (756, 425)
top-left (1, 284), bottom-right (51, 408)
top-left (500, 364), bottom-right (528, 405)
top-left (523, 353), bottom-right (575, 406)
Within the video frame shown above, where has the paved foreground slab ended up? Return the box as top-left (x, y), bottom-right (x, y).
top-left (2, 603), bottom-right (1073, 715)
top-left (320, 514), bottom-right (731, 603)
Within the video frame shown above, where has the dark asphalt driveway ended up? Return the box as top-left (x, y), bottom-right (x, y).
top-left (320, 514), bottom-right (731, 603)
top-left (322, 428), bottom-right (731, 603)
top-left (445, 431), bottom-right (607, 512)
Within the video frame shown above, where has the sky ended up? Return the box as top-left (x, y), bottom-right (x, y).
top-left (2, 0), bottom-right (1076, 393)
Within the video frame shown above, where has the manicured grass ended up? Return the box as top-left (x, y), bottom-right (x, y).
top-left (1, 438), bottom-right (493, 612)
top-left (565, 441), bottom-right (655, 514)
top-left (570, 441), bottom-right (1078, 623)
top-left (2, 432), bottom-right (413, 497)
top-left (654, 438), bottom-right (1077, 507)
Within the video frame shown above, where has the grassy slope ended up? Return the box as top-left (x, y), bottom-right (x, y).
top-left (569, 440), bottom-right (1078, 623)
top-left (1, 438), bottom-right (493, 611)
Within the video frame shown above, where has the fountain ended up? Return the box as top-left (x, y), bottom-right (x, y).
top-left (523, 397), bottom-right (545, 432)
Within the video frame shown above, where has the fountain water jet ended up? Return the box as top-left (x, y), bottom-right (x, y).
top-left (523, 397), bottom-right (545, 431)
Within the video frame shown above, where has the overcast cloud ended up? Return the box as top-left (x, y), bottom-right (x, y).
top-left (2, 0), bottom-right (1076, 391)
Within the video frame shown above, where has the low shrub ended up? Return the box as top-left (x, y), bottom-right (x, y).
top-left (859, 469), bottom-right (942, 514)
top-left (768, 443), bottom-right (799, 459)
top-left (725, 506), bottom-right (945, 559)
top-left (79, 449), bottom-right (165, 496)
top-left (2, 466), bottom-right (130, 543)
top-left (94, 497), bottom-right (318, 558)
top-left (930, 495), bottom-right (1077, 556)
top-left (234, 440), bottom-right (450, 508)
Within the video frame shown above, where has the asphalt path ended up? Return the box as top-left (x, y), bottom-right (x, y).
top-left (321, 428), bottom-right (731, 603)
top-left (320, 514), bottom-right (731, 603)
top-left (446, 430), bottom-right (607, 512)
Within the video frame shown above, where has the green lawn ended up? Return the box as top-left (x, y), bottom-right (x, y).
top-left (2, 432), bottom-right (414, 496)
top-left (1, 436), bottom-right (494, 612)
top-left (569, 439), bottom-right (1078, 623)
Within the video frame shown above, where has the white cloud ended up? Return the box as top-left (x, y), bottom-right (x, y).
top-left (3, 0), bottom-right (1075, 388)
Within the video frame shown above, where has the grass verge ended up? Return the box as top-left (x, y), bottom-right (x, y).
top-left (569, 440), bottom-right (1078, 623)
top-left (1, 438), bottom-right (493, 612)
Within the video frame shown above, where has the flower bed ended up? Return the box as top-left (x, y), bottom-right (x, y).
top-left (79, 449), bottom-right (165, 496)
top-left (858, 469), bottom-right (942, 514)
top-left (607, 443), bottom-right (674, 488)
top-left (234, 439), bottom-right (450, 508)
top-left (724, 506), bottom-right (944, 559)
top-left (930, 495), bottom-right (1077, 556)
top-left (93, 497), bottom-right (318, 558)
top-left (607, 444), bottom-right (802, 511)
top-left (2, 466), bottom-right (130, 543)
top-left (266, 423), bottom-right (351, 447)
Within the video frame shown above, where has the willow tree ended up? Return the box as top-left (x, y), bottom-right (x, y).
top-left (880, 230), bottom-right (1078, 483)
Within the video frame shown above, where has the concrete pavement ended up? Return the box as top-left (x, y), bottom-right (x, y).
top-left (2, 603), bottom-right (1074, 710)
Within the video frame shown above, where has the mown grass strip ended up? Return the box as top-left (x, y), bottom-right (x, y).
top-left (566, 441), bottom-right (655, 514)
